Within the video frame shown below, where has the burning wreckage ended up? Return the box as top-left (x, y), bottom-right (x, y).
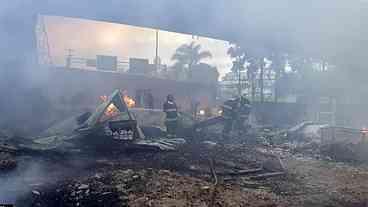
top-left (0, 89), bottom-right (284, 172)
top-left (2, 91), bottom-right (368, 206)
top-left (2, 90), bottom-right (368, 168)
top-left (2, 90), bottom-right (186, 154)
top-left (0, 89), bottom-right (294, 206)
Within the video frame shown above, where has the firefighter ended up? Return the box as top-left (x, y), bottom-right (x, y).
top-left (235, 95), bottom-right (252, 134)
top-left (163, 94), bottom-right (178, 137)
top-left (221, 97), bottom-right (240, 138)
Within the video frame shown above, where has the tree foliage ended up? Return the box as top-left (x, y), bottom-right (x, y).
top-left (171, 42), bottom-right (212, 78)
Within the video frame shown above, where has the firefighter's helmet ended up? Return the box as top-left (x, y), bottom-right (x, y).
top-left (167, 94), bottom-right (174, 101)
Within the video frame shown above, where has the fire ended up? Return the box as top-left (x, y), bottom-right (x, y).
top-left (99, 91), bottom-right (135, 109)
top-left (123, 95), bottom-right (136, 108)
top-left (98, 90), bottom-right (135, 122)
top-left (361, 127), bottom-right (368, 135)
top-left (100, 95), bottom-right (108, 102)
top-left (104, 103), bottom-right (120, 117)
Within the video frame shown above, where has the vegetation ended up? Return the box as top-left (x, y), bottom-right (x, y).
top-left (171, 42), bottom-right (212, 79)
top-left (224, 43), bottom-right (336, 103)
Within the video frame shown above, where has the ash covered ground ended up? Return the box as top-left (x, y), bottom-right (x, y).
top-left (1, 127), bottom-right (368, 207)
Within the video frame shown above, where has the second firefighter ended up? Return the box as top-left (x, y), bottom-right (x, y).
top-left (163, 94), bottom-right (178, 137)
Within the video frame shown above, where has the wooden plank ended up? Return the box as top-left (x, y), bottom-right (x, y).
top-left (0, 144), bottom-right (18, 154)
top-left (249, 172), bottom-right (285, 180)
top-left (218, 168), bottom-right (263, 176)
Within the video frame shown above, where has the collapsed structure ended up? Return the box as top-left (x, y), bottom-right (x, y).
top-left (2, 89), bottom-right (368, 206)
top-left (2, 90), bottom-right (187, 153)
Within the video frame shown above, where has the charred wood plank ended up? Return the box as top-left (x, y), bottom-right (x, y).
top-left (0, 144), bottom-right (18, 154)
top-left (217, 168), bottom-right (263, 176)
top-left (215, 160), bottom-right (245, 170)
top-left (249, 172), bottom-right (285, 180)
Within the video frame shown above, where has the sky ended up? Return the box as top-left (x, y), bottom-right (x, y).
top-left (41, 15), bottom-right (233, 79)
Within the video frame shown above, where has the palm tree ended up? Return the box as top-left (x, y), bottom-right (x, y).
top-left (227, 44), bottom-right (246, 62)
top-left (171, 42), bottom-right (212, 78)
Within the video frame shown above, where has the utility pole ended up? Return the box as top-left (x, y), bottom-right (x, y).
top-left (155, 30), bottom-right (159, 73)
top-left (260, 58), bottom-right (265, 103)
top-left (66, 49), bottom-right (74, 69)
top-left (248, 59), bottom-right (256, 102)
top-left (237, 55), bottom-right (247, 97)
top-left (272, 54), bottom-right (279, 103)
top-left (36, 14), bottom-right (53, 67)
top-left (274, 73), bottom-right (279, 103)
top-left (237, 59), bottom-right (242, 96)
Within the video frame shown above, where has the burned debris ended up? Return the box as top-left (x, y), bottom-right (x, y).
top-left (3, 1), bottom-right (368, 206)
top-left (1, 89), bottom-right (368, 207)
top-left (2, 90), bottom-right (186, 155)
top-left (0, 152), bottom-right (16, 171)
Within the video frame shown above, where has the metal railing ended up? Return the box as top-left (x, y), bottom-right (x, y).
top-left (66, 56), bottom-right (130, 72)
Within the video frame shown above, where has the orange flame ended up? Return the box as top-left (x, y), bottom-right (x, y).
top-left (99, 91), bottom-right (135, 109)
top-left (100, 95), bottom-right (108, 102)
top-left (123, 95), bottom-right (135, 108)
top-left (104, 103), bottom-right (120, 118)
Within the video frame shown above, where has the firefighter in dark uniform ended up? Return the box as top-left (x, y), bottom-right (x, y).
top-left (163, 94), bottom-right (178, 137)
top-left (235, 95), bottom-right (252, 134)
top-left (221, 97), bottom-right (240, 138)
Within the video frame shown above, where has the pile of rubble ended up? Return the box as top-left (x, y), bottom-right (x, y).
top-left (255, 122), bottom-right (368, 164)
top-left (0, 129), bottom-right (17, 171)
top-left (21, 167), bottom-right (289, 207)
top-left (27, 173), bottom-right (126, 207)
top-left (0, 142), bottom-right (17, 171)
top-left (9, 130), bottom-right (368, 207)
top-left (3, 114), bottom-right (368, 207)
top-left (0, 152), bottom-right (16, 171)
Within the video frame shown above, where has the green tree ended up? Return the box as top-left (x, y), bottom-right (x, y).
top-left (171, 42), bottom-right (212, 79)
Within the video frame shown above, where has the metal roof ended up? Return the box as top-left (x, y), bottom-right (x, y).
top-left (3, 0), bottom-right (368, 64)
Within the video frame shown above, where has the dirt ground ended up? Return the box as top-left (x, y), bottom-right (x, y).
top-left (5, 141), bottom-right (367, 207)
top-left (282, 157), bottom-right (368, 207)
